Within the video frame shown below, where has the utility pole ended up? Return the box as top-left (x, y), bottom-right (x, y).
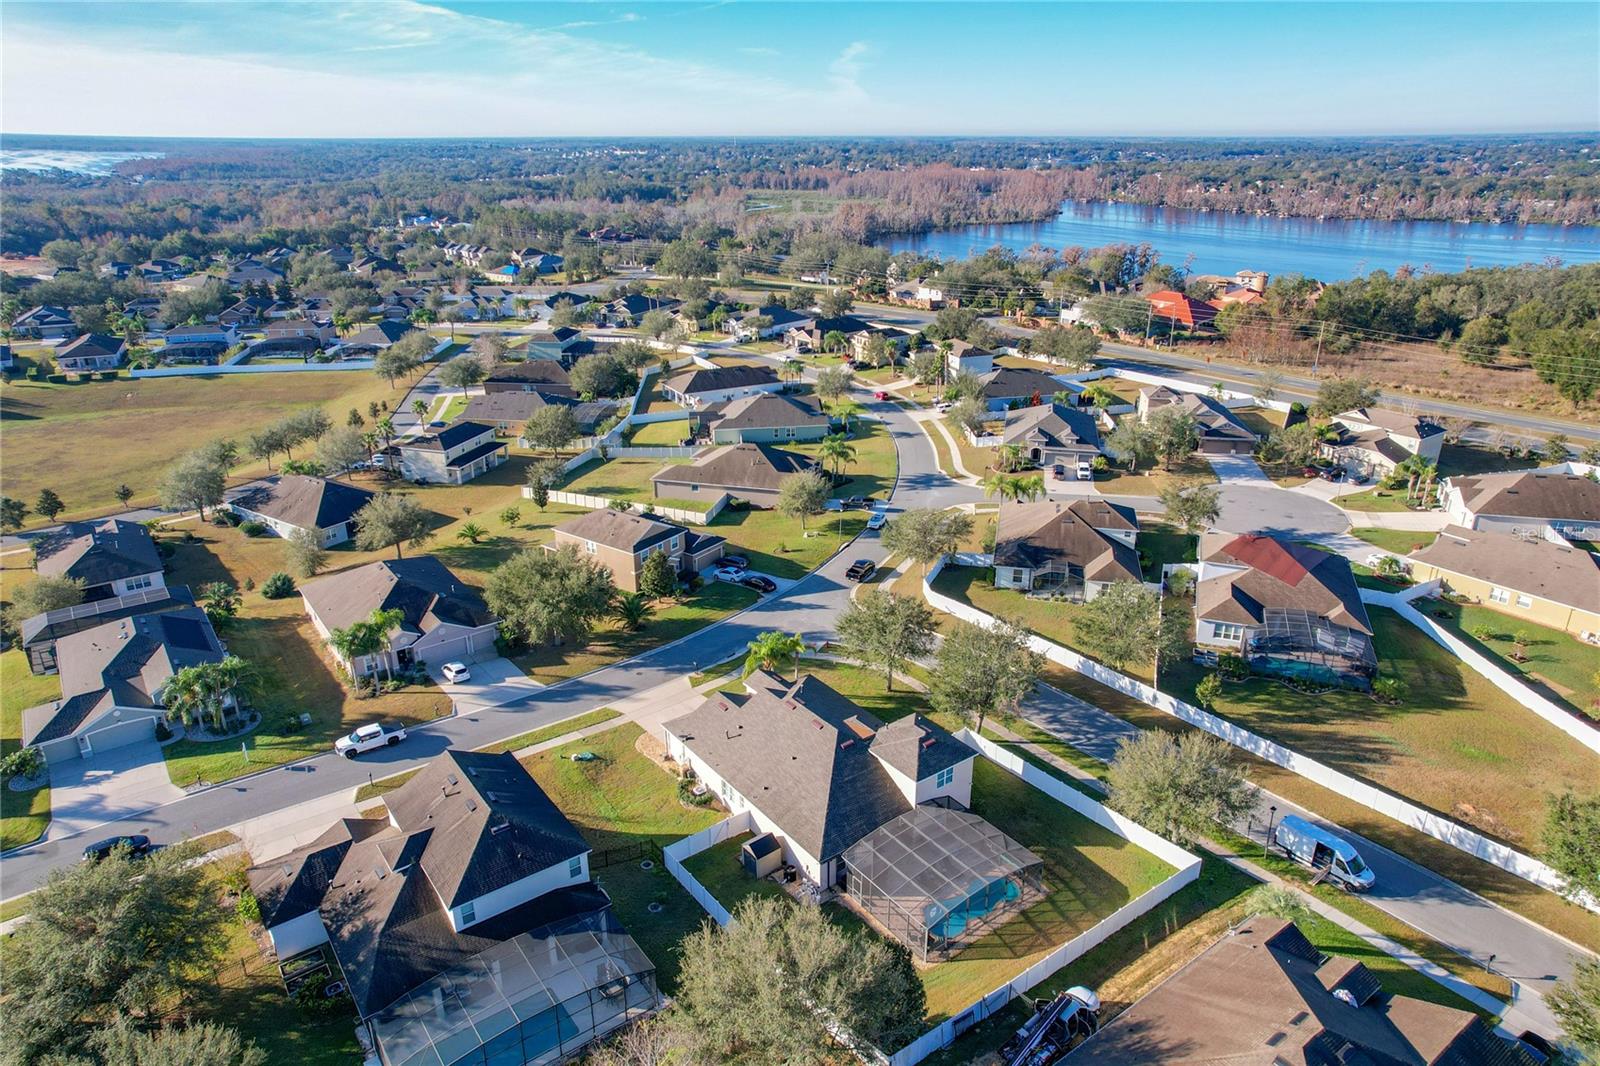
top-left (1143, 303), bottom-right (1154, 347)
top-left (1314, 322), bottom-right (1326, 375)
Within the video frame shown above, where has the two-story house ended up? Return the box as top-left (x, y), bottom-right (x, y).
top-left (549, 509), bottom-right (725, 592)
top-left (34, 518), bottom-right (165, 601)
top-left (992, 499), bottom-right (1141, 598)
top-left (392, 420), bottom-right (507, 484)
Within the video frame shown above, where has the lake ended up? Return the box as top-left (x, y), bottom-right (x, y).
top-left (0, 149), bottom-right (164, 176)
top-left (878, 200), bottom-right (1600, 280)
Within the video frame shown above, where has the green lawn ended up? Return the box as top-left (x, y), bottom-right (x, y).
top-left (1162, 606), bottom-right (1598, 854)
top-left (433, 393), bottom-right (468, 423)
top-left (513, 581), bottom-right (758, 684)
top-left (1337, 488), bottom-right (1431, 513)
top-left (1137, 527), bottom-right (1198, 581)
top-left (625, 419), bottom-right (693, 446)
top-left (1, 647), bottom-right (58, 849)
top-left (520, 724), bottom-right (723, 990)
top-left (559, 456), bottom-right (696, 503)
top-left (1421, 599), bottom-right (1600, 719)
top-left (706, 505), bottom-right (867, 580)
top-left (475, 707), bottom-right (623, 755)
top-left (1094, 454), bottom-right (1218, 496)
top-left (1350, 528), bottom-right (1439, 555)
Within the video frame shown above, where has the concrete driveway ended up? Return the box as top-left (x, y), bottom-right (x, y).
top-left (430, 657), bottom-right (543, 713)
top-left (1205, 453), bottom-right (1273, 484)
top-left (46, 738), bottom-right (185, 842)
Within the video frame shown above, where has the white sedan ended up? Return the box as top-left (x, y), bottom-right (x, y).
top-left (712, 565), bottom-right (747, 582)
top-left (866, 512), bottom-right (888, 530)
top-left (441, 661), bottom-right (472, 683)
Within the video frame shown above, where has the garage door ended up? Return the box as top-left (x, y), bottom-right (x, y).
top-left (81, 717), bottom-right (157, 757)
top-left (416, 631), bottom-right (493, 667)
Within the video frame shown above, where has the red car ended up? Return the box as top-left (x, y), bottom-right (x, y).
top-left (874, 390), bottom-right (889, 401)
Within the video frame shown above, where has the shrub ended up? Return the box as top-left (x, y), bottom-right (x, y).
top-left (239, 520), bottom-right (267, 537)
top-left (260, 572), bottom-right (296, 599)
top-left (1371, 676), bottom-right (1407, 704)
top-left (1194, 672), bottom-right (1224, 710)
top-left (235, 890), bottom-right (262, 924)
top-left (1470, 623), bottom-right (1497, 642)
top-left (1217, 653), bottom-right (1249, 680)
top-left (1092, 455), bottom-right (1110, 472)
top-left (242, 576), bottom-right (254, 592)
top-left (0, 746), bottom-right (45, 782)
top-left (677, 775), bottom-right (713, 807)
top-left (292, 971), bottom-right (353, 1017)
top-left (46, 373), bottom-right (67, 384)
top-left (154, 719), bottom-right (174, 742)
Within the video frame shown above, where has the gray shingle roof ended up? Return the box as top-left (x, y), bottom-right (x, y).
top-left (665, 364), bottom-right (779, 396)
top-left (1450, 471), bottom-right (1600, 523)
top-left (299, 557), bottom-right (495, 636)
top-left (980, 367), bottom-right (1062, 401)
top-left (33, 518), bottom-right (162, 587)
top-left (1411, 526), bottom-right (1600, 613)
top-left (230, 475), bottom-right (375, 532)
top-left (1001, 402), bottom-right (1104, 452)
top-left (700, 393), bottom-right (828, 433)
top-left (652, 443), bottom-right (817, 495)
top-left (1196, 533), bottom-right (1372, 634)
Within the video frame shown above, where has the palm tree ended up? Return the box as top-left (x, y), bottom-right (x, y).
top-left (162, 656), bottom-right (252, 733)
top-left (375, 417), bottom-right (396, 450)
top-left (982, 472), bottom-right (1023, 502)
top-left (456, 521), bottom-right (488, 543)
top-left (743, 631), bottom-right (808, 681)
top-left (1017, 475), bottom-right (1046, 501)
top-left (614, 592), bottom-right (652, 632)
top-left (818, 432), bottom-right (857, 481)
top-left (328, 619), bottom-right (385, 680)
top-left (362, 430), bottom-right (381, 465)
top-left (783, 357), bottom-right (803, 386)
top-left (411, 398), bottom-right (430, 422)
top-left (823, 330), bottom-right (847, 356)
top-left (997, 443), bottom-right (1028, 473)
top-left (368, 607), bottom-right (406, 681)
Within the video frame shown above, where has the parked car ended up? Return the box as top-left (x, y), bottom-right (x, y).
top-left (1301, 465), bottom-right (1321, 479)
top-left (845, 559), bottom-right (876, 582)
top-left (1318, 466), bottom-right (1346, 481)
top-left (335, 721), bottom-right (408, 758)
top-left (873, 390), bottom-right (889, 401)
top-left (1052, 464), bottom-right (1067, 480)
top-left (721, 554), bottom-right (750, 571)
top-left (866, 512), bottom-right (888, 531)
top-left (1271, 814), bottom-right (1374, 891)
top-left (840, 495), bottom-right (872, 510)
top-left (82, 834), bottom-right (152, 863)
top-left (934, 400), bottom-right (953, 413)
top-left (740, 575), bottom-right (777, 593)
top-left (712, 565), bottom-right (746, 582)
top-left (440, 661), bottom-right (471, 683)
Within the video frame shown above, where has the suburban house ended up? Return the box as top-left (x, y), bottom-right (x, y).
top-left (162, 323), bottom-right (240, 347)
top-left (788, 315), bottom-right (871, 352)
top-left (21, 604), bottom-right (228, 766)
top-left (1192, 532), bottom-right (1376, 686)
top-left (226, 260), bottom-right (283, 286)
top-left (661, 364), bottom-right (783, 408)
top-left (727, 304), bottom-right (813, 341)
top-left (650, 443), bottom-right (819, 509)
top-left (300, 556), bottom-right (500, 676)
top-left (1139, 386), bottom-right (1259, 455)
top-left (696, 393), bottom-right (830, 444)
top-left (511, 326), bottom-right (584, 363)
top-left (467, 391), bottom-right (618, 438)
top-left (1000, 402), bottom-right (1104, 473)
top-left (218, 296), bottom-right (273, 328)
top-left (1144, 289), bottom-right (1219, 330)
top-left (392, 421), bottom-right (507, 484)
top-left (19, 585), bottom-right (196, 676)
top-left (549, 509), bottom-right (725, 592)
top-left (54, 332), bottom-right (127, 372)
top-left (264, 318), bottom-right (335, 345)
top-left (11, 304), bottom-right (77, 339)
top-left (850, 326), bottom-right (914, 362)
top-left (484, 358), bottom-right (575, 396)
top-left (336, 319), bottom-right (417, 356)
top-left (600, 293), bottom-right (680, 327)
top-left (1409, 526), bottom-right (1600, 640)
top-left (1440, 470), bottom-right (1600, 543)
top-left (246, 750), bottom-right (658, 1066)
top-left (978, 366), bottom-right (1064, 410)
top-left (137, 258), bottom-right (187, 281)
top-left (1075, 917), bottom-right (1536, 1065)
top-left (352, 254), bottom-right (404, 278)
top-left (992, 499), bottom-right (1141, 597)
top-left (1322, 407), bottom-right (1446, 479)
top-left (945, 338), bottom-right (996, 379)
top-left (664, 671), bottom-right (977, 889)
top-left (227, 475), bottom-right (376, 548)
top-left (34, 518), bottom-right (165, 601)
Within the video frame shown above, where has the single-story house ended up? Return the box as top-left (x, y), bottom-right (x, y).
top-left (484, 358), bottom-right (575, 396)
top-left (247, 750), bottom-right (657, 1066)
top-left (978, 366), bottom-right (1064, 410)
top-left (1409, 525), bottom-right (1600, 639)
top-left (54, 332), bottom-right (127, 372)
top-left (226, 260), bottom-right (283, 286)
top-left (1075, 917), bottom-right (1536, 1065)
top-left (393, 421), bottom-right (507, 484)
top-left (34, 518), bottom-right (165, 601)
top-left (300, 556), bottom-right (500, 676)
top-left (19, 585), bottom-right (196, 677)
top-left (697, 393), bottom-right (830, 444)
top-left (727, 305), bottom-right (813, 341)
top-left (137, 258), bottom-right (187, 281)
top-left (11, 304), bottom-right (77, 340)
top-left (352, 254), bottom-right (404, 278)
top-left (661, 364), bottom-right (783, 408)
top-left (1193, 532), bottom-right (1375, 686)
top-left (549, 510), bottom-right (724, 592)
top-left (21, 605), bottom-right (228, 766)
top-left (664, 671), bottom-right (977, 889)
top-left (1000, 402), bottom-right (1104, 472)
top-left (945, 339), bottom-right (995, 379)
top-left (336, 319), bottom-right (417, 355)
top-left (650, 443), bottom-right (818, 509)
top-left (993, 499), bottom-right (1140, 597)
top-left (1441, 470), bottom-right (1600, 543)
top-left (163, 323), bottom-right (239, 347)
top-left (1322, 407), bottom-right (1445, 479)
top-left (1138, 386), bottom-right (1259, 455)
top-left (465, 390), bottom-right (618, 437)
top-left (264, 318), bottom-right (335, 345)
top-left (788, 315), bottom-right (871, 352)
top-left (600, 294), bottom-right (680, 327)
top-left (227, 475), bottom-right (376, 547)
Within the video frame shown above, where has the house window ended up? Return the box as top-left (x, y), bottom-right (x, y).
top-left (458, 901), bottom-right (476, 926)
top-left (1489, 587), bottom-right (1509, 604)
top-left (1212, 622), bottom-right (1244, 642)
top-left (568, 856), bottom-right (583, 879)
top-left (584, 540), bottom-right (597, 554)
top-left (124, 574), bottom-right (154, 591)
top-left (935, 766), bottom-right (955, 789)
top-left (1515, 593), bottom-right (1533, 609)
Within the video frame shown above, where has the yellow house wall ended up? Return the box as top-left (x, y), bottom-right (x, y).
top-left (1411, 563), bottom-right (1600, 637)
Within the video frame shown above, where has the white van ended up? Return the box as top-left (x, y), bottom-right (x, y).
top-left (1271, 814), bottom-right (1375, 892)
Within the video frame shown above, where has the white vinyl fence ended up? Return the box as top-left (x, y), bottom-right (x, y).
top-left (922, 557), bottom-right (1595, 910)
top-left (661, 811), bottom-right (753, 928)
top-left (530, 487), bottom-right (725, 526)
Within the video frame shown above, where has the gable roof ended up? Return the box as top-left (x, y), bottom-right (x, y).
top-left (229, 475), bottom-right (375, 533)
top-left (344, 320), bottom-right (416, 347)
top-left (56, 333), bottom-right (125, 361)
top-left (652, 443), bottom-right (817, 494)
top-left (1448, 471), bottom-right (1600, 523)
top-left (1197, 533), bottom-right (1372, 634)
top-left (1145, 388), bottom-right (1258, 442)
top-left (33, 518), bottom-right (161, 586)
top-left (1411, 526), bottom-right (1600, 614)
top-left (700, 393), bottom-right (828, 433)
top-left (1335, 407), bottom-right (1444, 440)
top-left (665, 673), bottom-right (972, 862)
top-left (1145, 289), bottom-right (1218, 327)
top-left (993, 499), bottom-right (1141, 581)
top-left (553, 509), bottom-right (684, 554)
top-left (807, 315), bottom-right (871, 336)
top-left (664, 364), bottom-right (779, 396)
top-left (979, 366), bottom-right (1062, 401)
top-left (300, 557), bottom-right (495, 637)
top-left (1077, 917), bottom-right (1533, 1066)
top-left (401, 420), bottom-right (495, 451)
top-left (485, 358), bottom-right (573, 389)
top-left (739, 305), bottom-right (809, 327)
top-left (1001, 402), bottom-right (1103, 453)
top-left (22, 606), bottom-right (224, 746)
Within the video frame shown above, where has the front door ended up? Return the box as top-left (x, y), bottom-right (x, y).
top-left (397, 648), bottom-right (416, 668)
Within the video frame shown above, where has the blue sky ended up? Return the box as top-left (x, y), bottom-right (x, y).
top-left (3, 2), bottom-right (1596, 137)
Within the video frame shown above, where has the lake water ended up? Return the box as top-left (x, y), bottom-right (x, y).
top-left (878, 200), bottom-right (1600, 280)
top-left (0, 149), bottom-right (164, 176)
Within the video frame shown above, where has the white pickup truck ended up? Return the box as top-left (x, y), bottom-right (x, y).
top-left (335, 722), bottom-right (408, 758)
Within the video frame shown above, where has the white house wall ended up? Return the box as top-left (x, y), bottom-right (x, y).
top-left (453, 852), bottom-right (591, 931)
top-left (109, 571), bottom-right (167, 597)
top-left (914, 757), bottom-right (973, 807)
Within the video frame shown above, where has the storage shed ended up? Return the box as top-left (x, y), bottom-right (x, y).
top-left (741, 832), bottom-right (784, 879)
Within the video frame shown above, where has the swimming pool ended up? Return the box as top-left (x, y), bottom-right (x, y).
top-left (926, 877), bottom-right (1021, 940)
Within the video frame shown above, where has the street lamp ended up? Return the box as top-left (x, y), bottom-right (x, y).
top-left (1266, 804), bottom-right (1278, 846)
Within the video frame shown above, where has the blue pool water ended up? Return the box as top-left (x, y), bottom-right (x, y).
top-left (927, 877), bottom-right (1021, 940)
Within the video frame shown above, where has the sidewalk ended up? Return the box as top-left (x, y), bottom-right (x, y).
top-left (1340, 508), bottom-right (1451, 531)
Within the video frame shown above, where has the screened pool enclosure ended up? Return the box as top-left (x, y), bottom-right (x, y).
top-left (842, 805), bottom-right (1044, 961)
top-left (370, 917), bottom-right (659, 1066)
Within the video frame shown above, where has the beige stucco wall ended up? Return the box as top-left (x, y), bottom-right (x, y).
top-left (1409, 563), bottom-right (1600, 638)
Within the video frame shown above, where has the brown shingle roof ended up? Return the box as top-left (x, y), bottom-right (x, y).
top-left (300, 557), bottom-right (495, 636)
top-left (33, 518), bottom-right (161, 587)
top-left (1001, 401), bottom-right (1104, 453)
top-left (1411, 526), bottom-right (1600, 613)
top-left (1196, 533), bottom-right (1372, 634)
top-left (552, 509), bottom-right (683, 554)
top-left (651, 443), bottom-right (817, 494)
top-left (993, 499), bottom-right (1141, 582)
top-left (1450, 471), bottom-right (1600, 523)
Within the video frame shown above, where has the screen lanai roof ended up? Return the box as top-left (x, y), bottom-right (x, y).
top-left (843, 806), bottom-right (1042, 928)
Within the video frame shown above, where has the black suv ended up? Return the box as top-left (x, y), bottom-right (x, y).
top-left (82, 834), bottom-right (153, 863)
top-left (845, 559), bottom-right (876, 582)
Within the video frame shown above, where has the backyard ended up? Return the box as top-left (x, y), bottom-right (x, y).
top-left (625, 419), bottom-right (693, 446)
top-left (0, 646), bottom-right (56, 849)
top-left (0, 369), bottom-right (412, 526)
top-left (1349, 528), bottom-right (1438, 555)
top-left (1421, 598), bottom-right (1600, 720)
